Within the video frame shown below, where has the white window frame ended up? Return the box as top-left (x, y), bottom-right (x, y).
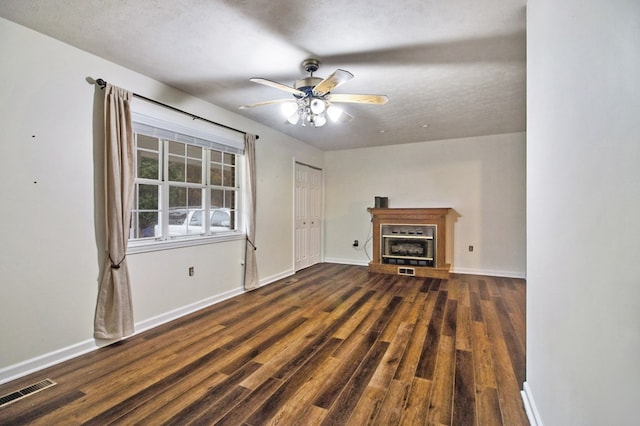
top-left (127, 98), bottom-right (245, 254)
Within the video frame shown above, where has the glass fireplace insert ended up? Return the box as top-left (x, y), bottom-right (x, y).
top-left (381, 224), bottom-right (435, 267)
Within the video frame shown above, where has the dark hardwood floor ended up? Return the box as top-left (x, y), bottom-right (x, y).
top-left (0, 263), bottom-right (528, 425)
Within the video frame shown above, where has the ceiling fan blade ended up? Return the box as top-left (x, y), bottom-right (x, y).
top-left (249, 78), bottom-right (305, 96)
top-left (326, 93), bottom-right (389, 105)
top-left (313, 69), bottom-right (354, 96)
top-left (239, 99), bottom-right (296, 109)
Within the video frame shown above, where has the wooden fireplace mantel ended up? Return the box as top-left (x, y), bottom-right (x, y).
top-left (367, 207), bottom-right (452, 278)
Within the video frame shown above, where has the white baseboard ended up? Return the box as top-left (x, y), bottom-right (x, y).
top-left (323, 257), bottom-right (369, 267)
top-left (451, 266), bottom-right (526, 279)
top-left (0, 287), bottom-right (245, 385)
top-left (0, 338), bottom-right (98, 385)
top-left (521, 381), bottom-right (543, 426)
top-left (259, 268), bottom-right (295, 287)
top-left (133, 286), bottom-right (245, 335)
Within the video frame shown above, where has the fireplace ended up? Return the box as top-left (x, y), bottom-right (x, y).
top-left (382, 224), bottom-right (435, 267)
top-left (368, 208), bottom-right (451, 278)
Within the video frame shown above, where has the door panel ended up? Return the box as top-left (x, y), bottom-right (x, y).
top-left (294, 163), bottom-right (322, 271)
top-left (307, 167), bottom-right (322, 266)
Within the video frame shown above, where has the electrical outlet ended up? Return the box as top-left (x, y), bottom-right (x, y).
top-left (188, 266), bottom-right (195, 276)
top-left (353, 240), bottom-right (359, 247)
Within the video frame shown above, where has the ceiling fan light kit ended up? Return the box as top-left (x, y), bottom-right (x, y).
top-left (285, 96), bottom-right (332, 127)
top-left (240, 58), bottom-right (388, 128)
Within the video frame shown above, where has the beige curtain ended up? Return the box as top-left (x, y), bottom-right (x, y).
top-left (94, 83), bottom-right (135, 340)
top-left (243, 133), bottom-right (259, 290)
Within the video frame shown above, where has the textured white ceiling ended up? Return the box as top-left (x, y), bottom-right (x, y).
top-left (0, 0), bottom-right (526, 150)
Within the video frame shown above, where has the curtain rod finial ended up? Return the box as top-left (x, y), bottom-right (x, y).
top-left (96, 78), bottom-right (107, 89)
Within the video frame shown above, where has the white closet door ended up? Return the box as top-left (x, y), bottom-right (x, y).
top-left (294, 163), bottom-right (322, 271)
top-left (294, 164), bottom-right (309, 271)
top-left (307, 167), bottom-right (322, 266)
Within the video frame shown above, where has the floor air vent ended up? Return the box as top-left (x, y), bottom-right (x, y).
top-left (0, 378), bottom-right (57, 408)
top-left (398, 267), bottom-right (416, 276)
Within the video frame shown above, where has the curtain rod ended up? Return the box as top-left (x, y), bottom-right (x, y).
top-left (95, 78), bottom-right (258, 140)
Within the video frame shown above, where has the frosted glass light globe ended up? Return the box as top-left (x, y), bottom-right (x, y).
top-left (310, 98), bottom-right (326, 114)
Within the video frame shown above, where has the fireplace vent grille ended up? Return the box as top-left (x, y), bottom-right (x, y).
top-left (398, 267), bottom-right (415, 276)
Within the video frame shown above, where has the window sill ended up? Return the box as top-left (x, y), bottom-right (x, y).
top-left (127, 232), bottom-right (245, 254)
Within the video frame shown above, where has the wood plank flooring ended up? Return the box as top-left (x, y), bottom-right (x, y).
top-left (0, 264), bottom-right (528, 425)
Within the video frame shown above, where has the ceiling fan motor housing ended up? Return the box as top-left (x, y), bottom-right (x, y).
top-left (294, 77), bottom-right (323, 97)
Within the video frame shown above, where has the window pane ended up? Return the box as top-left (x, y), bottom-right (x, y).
top-left (137, 212), bottom-right (158, 238)
top-left (168, 141), bottom-right (184, 155)
top-left (131, 183), bottom-right (160, 239)
top-left (210, 163), bottom-right (223, 186)
top-left (167, 186), bottom-right (204, 237)
top-left (223, 153), bottom-right (235, 166)
top-left (210, 150), bottom-right (222, 163)
top-left (187, 158), bottom-right (202, 184)
top-left (211, 209), bottom-right (231, 232)
top-left (223, 165), bottom-right (235, 187)
top-left (211, 189), bottom-right (223, 208)
top-left (187, 188), bottom-right (202, 208)
top-left (168, 155), bottom-right (185, 182)
top-left (137, 134), bottom-right (158, 151)
top-left (167, 209), bottom-right (187, 237)
top-left (168, 210), bottom-right (187, 225)
top-left (187, 145), bottom-right (201, 158)
top-left (138, 150), bottom-right (159, 179)
top-left (211, 210), bottom-right (229, 227)
top-left (225, 190), bottom-right (236, 209)
top-left (190, 211), bottom-right (204, 226)
top-left (211, 189), bottom-right (237, 209)
top-left (138, 184), bottom-right (158, 210)
top-left (169, 186), bottom-right (186, 209)
top-left (167, 208), bottom-right (205, 236)
top-left (185, 209), bottom-right (204, 235)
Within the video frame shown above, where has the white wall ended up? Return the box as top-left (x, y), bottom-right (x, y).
top-left (0, 17), bottom-right (323, 381)
top-left (526, 1), bottom-right (640, 424)
top-left (324, 133), bottom-right (526, 278)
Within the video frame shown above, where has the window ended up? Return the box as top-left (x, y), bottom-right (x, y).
top-left (128, 98), bottom-right (244, 250)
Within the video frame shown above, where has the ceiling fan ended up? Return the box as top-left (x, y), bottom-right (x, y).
top-left (239, 58), bottom-right (389, 127)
